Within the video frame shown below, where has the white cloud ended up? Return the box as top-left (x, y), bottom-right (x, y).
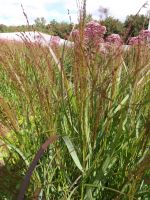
top-left (0, 0), bottom-right (149, 25)
top-left (64, 0), bottom-right (149, 21)
top-left (0, 0), bottom-right (64, 25)
top-left (86, 0), bottom-right (148, 21)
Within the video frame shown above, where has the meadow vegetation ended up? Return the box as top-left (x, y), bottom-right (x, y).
top-left (0, 2), bottom-right (150, 200)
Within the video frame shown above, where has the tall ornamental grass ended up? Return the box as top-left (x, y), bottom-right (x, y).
top-left (0, 7), bottom-right (150, 200)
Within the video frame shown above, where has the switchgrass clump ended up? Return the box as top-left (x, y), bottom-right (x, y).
top-left (0, 5), bottom-right (150, 200)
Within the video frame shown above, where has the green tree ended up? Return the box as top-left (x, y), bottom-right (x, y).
top-left (34, 17), bottom-right (46, 28)
top-left (124, 14), bottom-right (149, 38)
top-left (101, 17), bottom-right (124, 36)
top-left (47, 20), bottom-right (73, 39)
top-left (0, 24), bottom-right (7, 32)
top-left (85, 14), bottom-right (93, 23)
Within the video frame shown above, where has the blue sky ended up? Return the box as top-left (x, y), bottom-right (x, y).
top-left (0, 0), bottom-right (149, 25)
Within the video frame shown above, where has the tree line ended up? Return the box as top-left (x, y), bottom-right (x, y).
top-left (0, 14), bottom-right (149, 41)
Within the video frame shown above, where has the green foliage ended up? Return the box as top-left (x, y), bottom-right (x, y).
top-left (101, 17), bottom-right (124, 36)
top-left (34, 17), bottom-right (47, 28)
top-left (124, 14), bottom-right (149, 37)
top-left (0, 13), bottom-right (149, 42)
top-left (0, 22), bottom-right (150, 200)
top-left (85, 14), bottom-right (93, 24)
top-left (48, 20), bottom-right (73, 39)
top-left (0, 19), bottom-right (73, 40)
top-left (0, 24), bottom-right (8, 32)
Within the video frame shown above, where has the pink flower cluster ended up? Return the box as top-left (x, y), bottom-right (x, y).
top-left (72, 20), bottom-right (150, 52)
top-left (50, 36), bottom-right (60, 46)
top-left (72, 21), bottom-right (106, 48)
top-left (72, 21), bottom-right (125, 51)
top-left (128, 36), bottom-right (141, 45)
top-left (84, 21), bottom-right (106, 44)
top-left (140, 30), bottom-right (150, 39)
top-left (106, 34), bottom-right (123, 45)
top-left (71, 29), bottom-right (79, 40)
top-left (129, 30), bottom-right (150, 45)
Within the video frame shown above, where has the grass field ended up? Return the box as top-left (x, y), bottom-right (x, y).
top-left (0, 18), bottom-right (150, 200)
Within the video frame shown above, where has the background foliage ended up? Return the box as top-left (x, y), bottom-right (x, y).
top-left (0, 14), bottom-right (149, 41)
